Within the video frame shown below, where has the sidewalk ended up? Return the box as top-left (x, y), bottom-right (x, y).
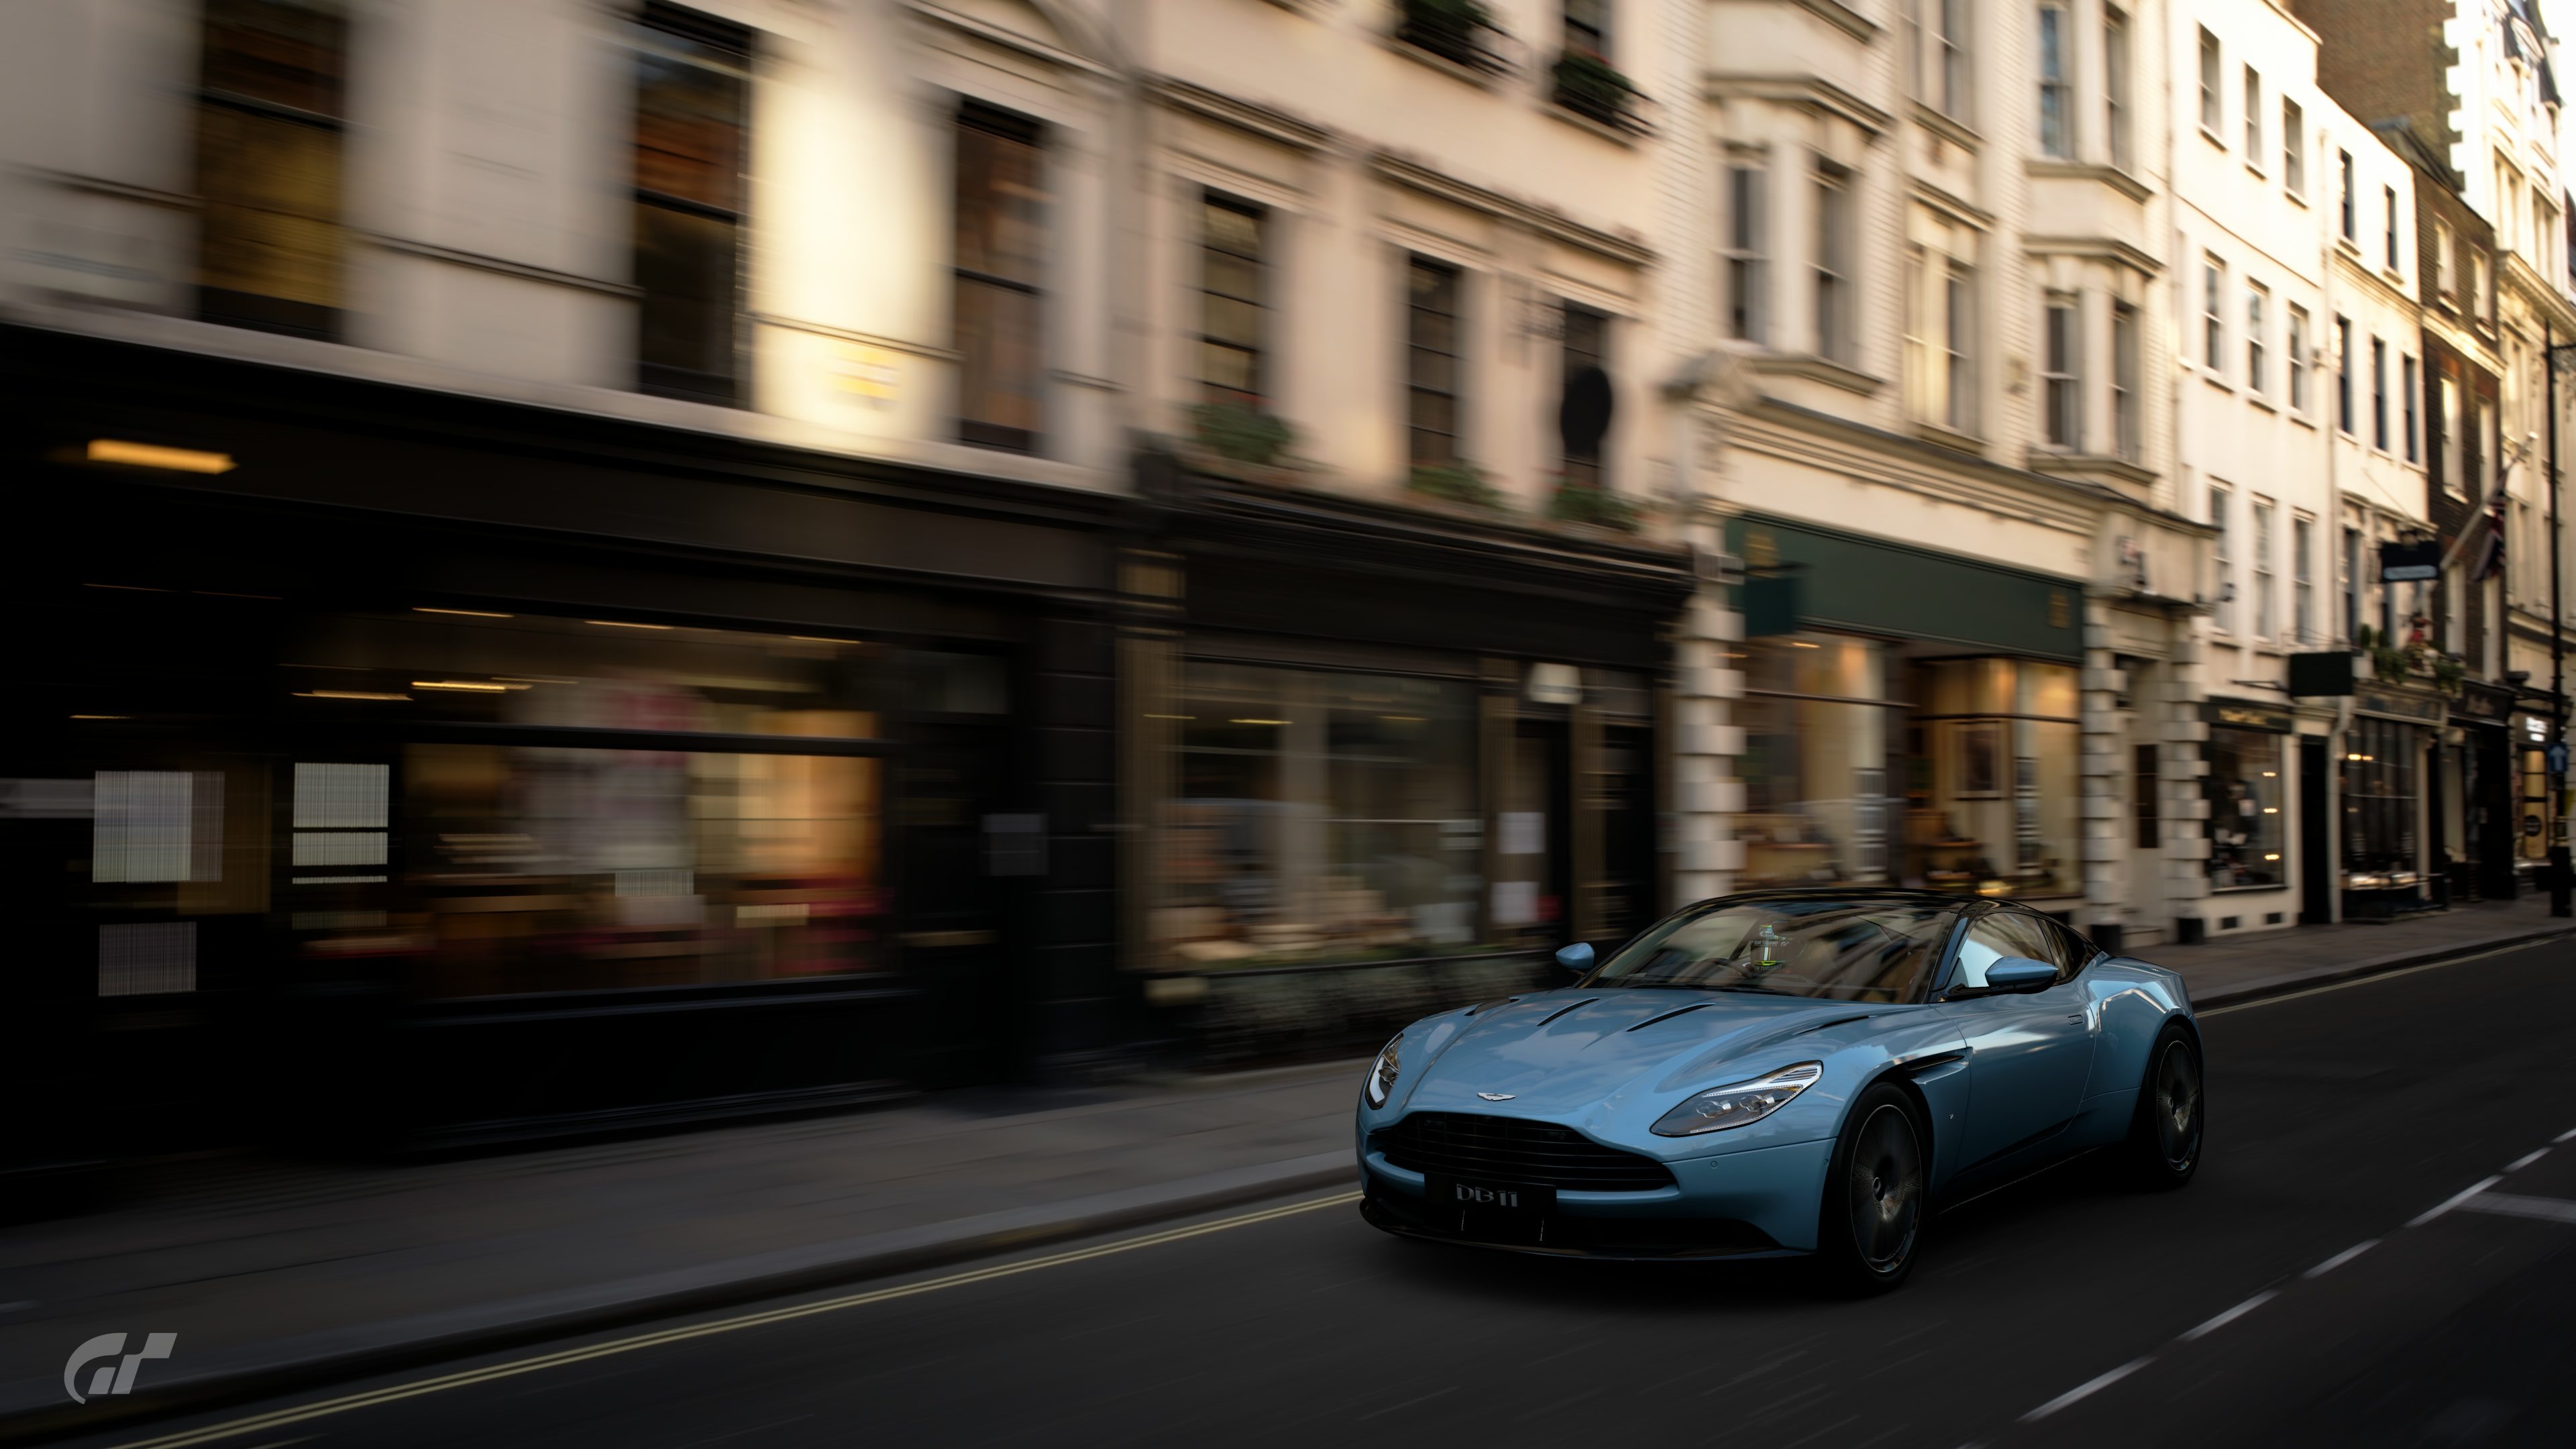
top-left (5, 896), bottom-right (2569, 1437)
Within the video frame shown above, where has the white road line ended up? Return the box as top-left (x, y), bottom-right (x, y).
top-left (2178, 1290), bottom-right (2276, 1342)
top-left (2302, 1239), bottom-right (2379, 1279)
top-left (2455, 1191), bottom-right (2576, 1226)
top-left (2406, 1175), bottom-right (2504, 1228)
top-left (2198, 939), bottom-right (2551, 1017)
top-left (2019, 1358), bottom-right (2151, 1422)
top-left (2557, 1125), bottom-right (2576, 1144)
top-left (2506, 1148), bottom-right (2550, 1173)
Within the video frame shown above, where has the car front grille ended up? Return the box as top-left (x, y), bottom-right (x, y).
top-left (1371, 1112), bottom-right (1676, 1192)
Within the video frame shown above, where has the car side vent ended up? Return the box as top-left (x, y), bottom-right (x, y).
top-left (1534, 1000), bottom-right (1591, 1027)
top-left (1463, 996), bottom-right (1523, 1017)
top-left (1786, 1014), bottom-right (1872, 1037)
top-left (1625, 1002), bottom-right (1711, 1032)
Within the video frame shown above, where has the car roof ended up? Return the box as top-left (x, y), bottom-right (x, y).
top-left (1693, 887), bottom-right (1986, 911)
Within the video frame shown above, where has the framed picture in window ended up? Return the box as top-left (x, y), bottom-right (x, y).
top-left (1958, 722), bottom-right (2002, 798)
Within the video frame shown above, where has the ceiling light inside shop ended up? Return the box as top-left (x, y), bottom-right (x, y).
top-left (70, 714), bottom-right (127, 720)
top-left (1232, 718), bottom-right (1291, 726)
top-left (587, 619), bottom-right (672, 629)
top-left (411, 680), bottom-right (525, 692)
top-left (1381, 715), bottom-right (1425, 722)
top-left (415, 607), bottom-right (514, 619)
top-left (85, 439), bottom-right (236, 473)
top-left (294, 690), bottom-right (411, 701)
top-left (1143, 713), bottom-right (1195, 721)
top-left (1790, 641), bottom-right (1821, 649)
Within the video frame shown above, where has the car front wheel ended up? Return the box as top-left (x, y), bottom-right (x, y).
top-left (1813, 1081), bottom-right (1927, 1294)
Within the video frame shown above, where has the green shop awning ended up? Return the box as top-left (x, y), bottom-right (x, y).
top-left (1725, 514), bottom-right (2084, 662)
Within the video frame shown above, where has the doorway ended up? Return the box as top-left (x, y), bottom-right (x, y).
top-left (2299, 735), bottom-right (2332, 924)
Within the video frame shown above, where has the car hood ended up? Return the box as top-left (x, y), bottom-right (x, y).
top-left (1401, 989), bottom-right (1892, 1118)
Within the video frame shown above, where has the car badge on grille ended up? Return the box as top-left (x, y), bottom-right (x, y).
top-left (1476, 1091), bottom-right (1517, 1102)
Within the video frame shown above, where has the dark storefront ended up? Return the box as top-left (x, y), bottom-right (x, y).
top-left (3, 329), bottom-right (1123, 1169)
top-left (1125, 457), bottom-right (1693, 1067)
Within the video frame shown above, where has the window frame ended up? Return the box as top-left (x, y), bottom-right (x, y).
top-left (2042, 292), bottom-right (2082, 448)
top-left (2203, 256), bottom-right (2226, 376)
top-left (2245, 281), bottom-right (2267, 396)
top-left (2112, 301), bottom-right (2141, 461)
top-left (2288, 303), bottom-right (2312, 415)
top-left (2105, 8), bottom-right (2133, 170)
top-left (2037, 3), bottom-right (2076, 160)
top-left (2282, 97), bottom-right (2305, 195)
top-left (2253, 496), bottom-right (2277, 641)
top-left (2370, 335), bottom-right (2388, 450)
top-left (1723, 159), bottom-right (1770, 345)
top-left (1405, 254), bottom-right (1465, 467)
top-left (2335, 314), bottom-right (2354, 433)
top-left (2211, 482), bottom-right (2235, 635)
top-left (2294, 513), bottom-right (2316, 645)
top-left (2242, 66), bottom-right (2263, 162)
top-left (951, 99), bottom-right (1051, 453)
top-left (1196, 191), bottom-right (1270, 411)
top-left (1814, 160), bottom-right (1857, 365)
top-left (195, 0), bottom-right (353, 342)
top-left (2198, 28), bottom-right (2222, 139)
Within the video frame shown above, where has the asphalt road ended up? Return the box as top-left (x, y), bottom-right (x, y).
top-left (48, 936), bottom-right (2576, 1449)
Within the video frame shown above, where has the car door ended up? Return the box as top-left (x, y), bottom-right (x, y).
top-left (1938, 906), bottom-right (2098, 1169)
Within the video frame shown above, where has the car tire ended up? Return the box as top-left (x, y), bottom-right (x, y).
top-left (1812, 1081), bottom-right (1928, 1295)
top-left (2121, 1022), bottom-right (2204, 1190)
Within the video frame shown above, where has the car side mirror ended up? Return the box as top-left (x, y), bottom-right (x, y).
top-left (1555, 942), bottom-right (1595, 976)
top-left (1982, 957), bottom-right (2059, 994)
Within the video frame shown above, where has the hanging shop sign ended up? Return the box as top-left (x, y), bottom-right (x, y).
top-left (2379, 539), bottom-right (2442, 582)
top-left (2287, 651), bottom-right (2356, 697)
top-left (2453, 682), bottom-right (2515, 724)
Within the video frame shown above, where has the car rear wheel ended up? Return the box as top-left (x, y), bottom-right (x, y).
top-left (1813, 1082), bottom-right (1925, 1295)
top-left (2121, 1022), bottom-right (2204, 1189)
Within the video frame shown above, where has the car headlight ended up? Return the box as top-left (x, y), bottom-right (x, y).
top-left (1364, 1036), bottom-right (1402, 1108)
top-left (1650, 1061), bottom-right (1823, 1136)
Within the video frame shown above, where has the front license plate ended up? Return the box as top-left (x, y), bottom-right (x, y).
top-left (1424, 1174), bottom-right (1556, 1220)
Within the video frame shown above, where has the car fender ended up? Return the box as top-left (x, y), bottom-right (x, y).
top-left (2080, 957), bottom-right (2195, 1105)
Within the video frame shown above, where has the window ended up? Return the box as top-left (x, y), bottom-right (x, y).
top-left (2199, 28), bottom-right (2222, 137)
top-left (2245, 283), bottom-right (2267, 396)
top-left (2441, 366), bottom-right (2463, 494)
top-left (1560, 302), bottom-right (1609, 488)
top-left (2435, 219), bottom-right (2455, 302)
top-left (2133, 743), bottom-right (2160, 850)
top-left (2038, 5), bottom-right (2074, 159)
top-left (1815, 162), bottom-right (1855, 364)
top-left (632, 5), bottom-right (752, 406)
top-left (954, 103), bottom-right (1049, 451)
top-left (2384, 186), bottom-right (2400, 268)
top-left (2288, 305), bottom-right (2312, 414)
top-left (2343, 523), bottom-right (2363, 641)
top-left (2243, 67), bottom-right (2263, 159)
top-left (2477, 398), bottom-right (2496, 493)
top-left (2112, 301), bottom-right (2140, 461)
top-left (2471, 250), bottom-right (2490, 322)
top-left (2282, 98), bottom-right (2304, 194)
top-left (196, 0), bottom-right (350, 340)
top-left (1405, 256), bottom-right (1462, 465)
top-left (2335, 314), bottom-right (2353, 431)
top-left (2204, 727), bottom-right (2286, 888)
top-left (1952, 910), bottom-right (2067, 991)
top-left (2043, 294), bottom-right (2080, 447)
top-left (1907, 241), bottom-right (1976, 433)
top-left (2294, 515), bottom-right (2315, 644)
top-left (1914, 0), bottom-right (1969, 120)
top-left (1198, 194), bottom-right (1267, 409)
top-left (1737, 635), bottom-right (1898, 889)
top-left (2204, 256), bottom-right (2225, 374)
top-left (2253, 498), bottom-right (2276, 639)
top-left (2371, 337), bottom-right (2388, 449)
top-left (2212, 484), bottom-right (2235, 633)
top-left (2106, 9), bottom-right (2133, 170)
top-left (1723, 162), bottom-right (1769, 344)
top-left (2342, 716), bottom-right (2419, 883)
top-left (1564, 0), bottom-right (1608, 56)
top-left (2403, 355), bottom-right (2419, 461)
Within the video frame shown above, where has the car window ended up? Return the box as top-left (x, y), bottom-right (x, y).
top-left (2045, 916), bottom-right (2101, 973)
top-left (1590, 900), bottom-right (1957, 1003)
top-left (1950, 910), bottom-right (2061, 992)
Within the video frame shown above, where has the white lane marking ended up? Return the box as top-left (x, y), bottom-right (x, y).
top-left (2020, 1357), bottom-right (2152, 1422)
top-left (1355, 1385), bottom-right (1456, 1422)
top-left (2302, 1240), bottom-right (2380, 1279)
top-left (2455, 1191), bottom-right (2576, 1226)
top-left (2556, 1125), bottom-right (2576, 1144)
top-left (105, 1190), bottom-right (1364, 1449)
top-left (2407, 1175), bottom-right (2504, 1228)
top-left (2196, 939), bottom-right (2559, 1017)
top-left (2178, 1290), bottom-right (2277, 1342)
top-left (2506, 1148), bottom-right (2550, 1173)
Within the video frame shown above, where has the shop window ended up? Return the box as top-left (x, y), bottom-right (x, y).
top-left (1155, 663), bottom-right (1482, 969)
top-left (2342, 716), bottom-right (2420, 885)
top-left (2203, 727), bottom-right (2285, 888)
top-left (1907, 658), bottom-right (2082, 899)
top-left (95, 771), bottom-right (224, 884)
top-left (1739, 635), bottom-right (1894, 889)
top-left (195, 0), bottom-right (348, 339)
top-left (279, 610), bottom-right (892, 994)
top-left (955, 102), bottom-right (1049, 451)
top-left (632, 4), bottom-right (751, 405)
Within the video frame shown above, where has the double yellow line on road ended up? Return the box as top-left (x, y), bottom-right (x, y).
top-left (107, 1191), bottom-right (1362, 1449)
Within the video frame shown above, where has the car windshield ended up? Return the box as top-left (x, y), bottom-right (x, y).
top-left (1585, 899), bottom-right (1956, 1004)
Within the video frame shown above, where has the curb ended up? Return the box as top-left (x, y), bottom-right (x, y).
top-left (0, 1154), bottom-right (1358, 1446)
top-left (2188, 921), bottom-right (2576, 1010)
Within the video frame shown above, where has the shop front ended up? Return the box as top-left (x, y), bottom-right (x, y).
top-left (4, 329), bottom-right (1122, 1162)
top-left (1724, 515), bottom-right (2088, 914)
top-left (2198, 699), bottom-right (2296, 930)
top-left (1130, 462), bottom-right (1693, 1066)
top-left (2447, 682), bottom-right (2520, 901)
top-left (2341, 684), bottom-right (2444, 918)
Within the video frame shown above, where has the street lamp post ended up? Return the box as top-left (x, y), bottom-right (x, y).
top-left (2546, 328), bottom-right (2572, 917)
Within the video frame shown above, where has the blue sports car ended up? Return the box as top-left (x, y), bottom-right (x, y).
top-left (1355, 890), bottom-right (2203, 1291)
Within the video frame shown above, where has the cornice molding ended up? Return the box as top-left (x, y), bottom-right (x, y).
top-left (2023, 233), bottom-right (2164, 277)
top-left (1144, 76), bottom-right (1332, 154)
top-left (1705, 72), bottom-right (1892, 136)
top-left (2024, 158), bottom-right (2155, 203)
top-left (1365, 152), bottom-right (1656, 266)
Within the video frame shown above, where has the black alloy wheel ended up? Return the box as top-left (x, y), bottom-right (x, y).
top-left (1815, 1081), bottom-right (1927, 1293)
top-left (2123, 1022), bottom-right (2204, 1188)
